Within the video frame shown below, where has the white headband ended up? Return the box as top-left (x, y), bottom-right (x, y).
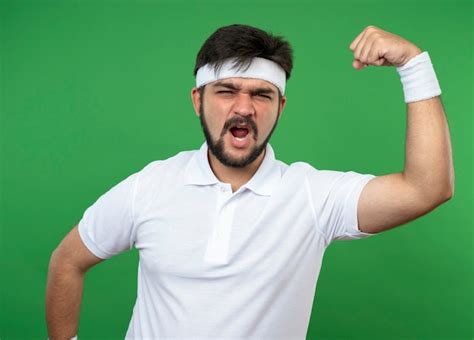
top-left (196, 57), bottom-right (286, 95)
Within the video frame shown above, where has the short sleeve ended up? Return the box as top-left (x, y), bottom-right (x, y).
top-left (78, 171), bottom-right (140, 259)
top-left (305, 167), bottom-right (377, 243)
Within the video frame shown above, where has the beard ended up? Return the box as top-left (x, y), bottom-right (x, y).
top-left (199, 100), bottom-right (280, 168)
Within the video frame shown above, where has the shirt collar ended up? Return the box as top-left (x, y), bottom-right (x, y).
top-left (183, 141), bottom-right (281, 196)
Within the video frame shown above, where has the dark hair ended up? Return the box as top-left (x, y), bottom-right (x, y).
top-left (193, 24), bottom-right (294, 86)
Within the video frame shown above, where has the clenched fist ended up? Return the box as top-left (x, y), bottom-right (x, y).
top-left (349, 25), bottom-right (422, 70)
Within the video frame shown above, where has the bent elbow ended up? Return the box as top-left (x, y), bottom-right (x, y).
top-left (431, 187), bottom-right (454, 207)
top-left (418, 185), bottom-right (454, 212)
top-left (445, 187), bottom-right (454, 200)
top-left (440, 181), bottom-right (455, 202)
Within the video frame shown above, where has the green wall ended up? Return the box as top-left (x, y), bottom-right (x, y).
top-left (1, 0), bottom-right (472, 339)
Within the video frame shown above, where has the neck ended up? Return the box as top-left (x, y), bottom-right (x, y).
top-left (207, 149), bottom-right (266, 193)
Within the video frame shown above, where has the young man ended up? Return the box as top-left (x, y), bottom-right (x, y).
top-left (46, 24), bottom-right (454, 339)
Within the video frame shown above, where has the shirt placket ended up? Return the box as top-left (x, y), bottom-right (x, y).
top-left (203, 183), bottom-right (237, 265)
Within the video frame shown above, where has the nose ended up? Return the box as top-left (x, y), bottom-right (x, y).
top-left (233, 93), bottom-right (255, 116)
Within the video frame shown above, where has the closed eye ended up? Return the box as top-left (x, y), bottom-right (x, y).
top-left (216, 90), bottom-right (272, 100)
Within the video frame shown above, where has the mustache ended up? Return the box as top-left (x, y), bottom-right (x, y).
top-left (221, 116), bottom-right (258, 136)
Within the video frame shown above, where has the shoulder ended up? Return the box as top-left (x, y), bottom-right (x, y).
top-left (126, 148), bottom-right (198, 209)
top-left (274, 160), bottom-right (315, 189)
top-left (282, 160), bottom-right (315, 180)
top-left (140, 149), bottom-right (194, 174)
top-left (283, 160), bottom-right (372, 189)
top-left (133, 148), bottom-right (197, 188)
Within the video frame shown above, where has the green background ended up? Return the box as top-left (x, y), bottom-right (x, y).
top-left (1, 0), bottom-right (472, 339)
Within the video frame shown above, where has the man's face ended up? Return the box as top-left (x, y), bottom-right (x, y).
top-left (192, 78), bottom-right (286, 168)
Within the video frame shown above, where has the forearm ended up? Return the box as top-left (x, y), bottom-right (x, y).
top-left (402, 96), bottom-right (455, 200)
top-left (46, 251), bottom-right (84, 339)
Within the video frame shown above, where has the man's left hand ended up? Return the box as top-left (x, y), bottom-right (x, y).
top-left (349, 25), bottom-right (422, 70)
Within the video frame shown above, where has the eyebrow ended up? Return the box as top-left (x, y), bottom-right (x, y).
top-left (212, 81), bottom-right (276, 96)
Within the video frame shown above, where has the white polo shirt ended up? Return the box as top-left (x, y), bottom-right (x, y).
top-left (78, 141), bottom-right (377, 339)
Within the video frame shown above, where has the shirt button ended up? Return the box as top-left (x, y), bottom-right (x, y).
top-left (220, 186), bottom-right (226, 192)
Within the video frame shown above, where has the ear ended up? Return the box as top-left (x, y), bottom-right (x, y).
top-left (278, 95), bottom-right (287, 118)
top-left (191, 87), bottom-right (201, 117)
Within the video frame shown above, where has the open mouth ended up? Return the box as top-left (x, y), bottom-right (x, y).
top-left (230, 127), bottom-right (250, 139)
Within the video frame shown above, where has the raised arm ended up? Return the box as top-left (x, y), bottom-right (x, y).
top-left (46, 225), bottom-right (104, 339)
top-left (348, 26), bottom-right (454, 234)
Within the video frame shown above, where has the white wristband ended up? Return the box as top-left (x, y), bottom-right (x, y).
top-left (396, 51), bottom-right (442, 103)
